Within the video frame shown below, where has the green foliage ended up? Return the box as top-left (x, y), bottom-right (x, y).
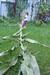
top-left (39, 2), bottom-right (49, 14)
top-left (38, 2), bottom-right (49, 22)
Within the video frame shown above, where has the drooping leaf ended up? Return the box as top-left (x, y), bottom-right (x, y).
top-left (0, 71), bottom-right (2, 75)
top-left (0, 50), bottom-right (19, 74)
top-left (0, 50), bottom-right (8, 56)
top-left (18, 53), bottom-right (41, 75)
top-left (25, 38), bottom-right (39, 44)
top-left (25, 38), bottom-right (50, 48)
top-left (2, 36), bottom-right (10, 40)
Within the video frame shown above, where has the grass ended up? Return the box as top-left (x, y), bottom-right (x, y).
top-left (0, 18), bottom-right (50, 75)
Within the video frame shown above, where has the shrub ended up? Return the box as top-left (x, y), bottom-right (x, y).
top-left (38, 2), bottom-right (49, 22)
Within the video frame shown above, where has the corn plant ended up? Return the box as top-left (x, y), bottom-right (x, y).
top-left (0, 24), bottom-right (49, 75)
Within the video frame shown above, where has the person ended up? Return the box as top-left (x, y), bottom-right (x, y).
top-left (21, 12), bottom-right (29, 28)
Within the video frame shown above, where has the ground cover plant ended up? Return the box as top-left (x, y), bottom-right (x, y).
top-left (0, 18), bottom-right (50, 75)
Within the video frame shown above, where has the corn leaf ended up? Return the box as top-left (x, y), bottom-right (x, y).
top-left (25, 38), bottom-right (50, 48)
top-left (25, 38), bottom-right (39, 44)
top-left (18, 53), bottom-right (41, 75)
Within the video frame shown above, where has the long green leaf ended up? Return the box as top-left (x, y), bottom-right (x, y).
top-left (25, 38), bottom-right (50, 48)
top-left (18, 53), bottom-right (40, 75)
top-left (25, 38), bottom-right (39, 44)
